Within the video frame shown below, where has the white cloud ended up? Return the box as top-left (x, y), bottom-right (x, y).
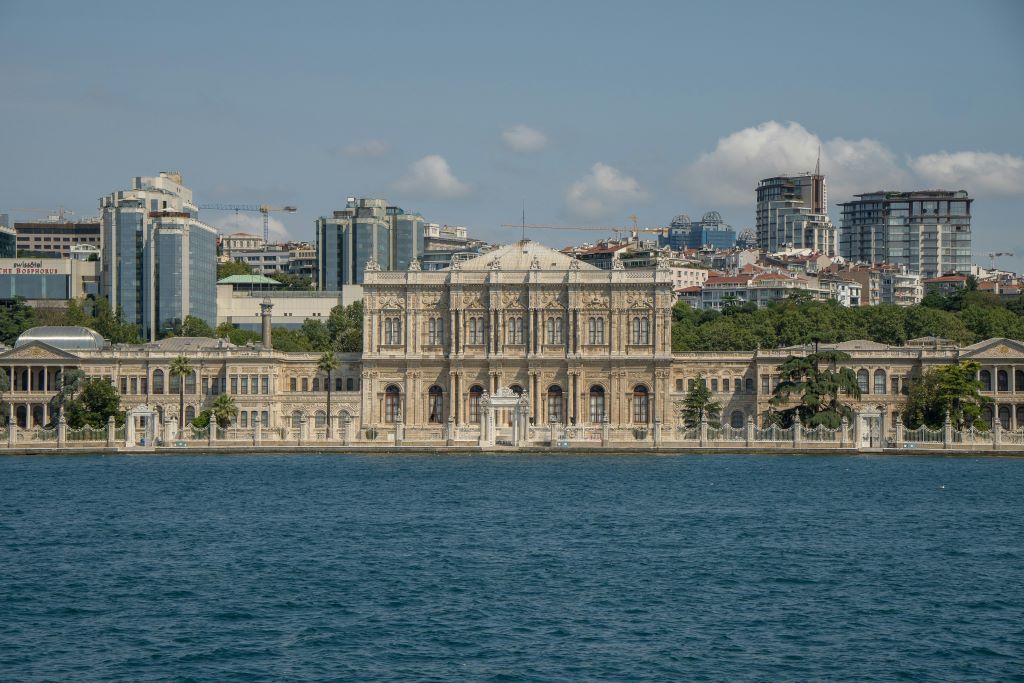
top-left (207, 212), bottom-right (291, 242)
top-left (337, 139), bottom-right (390, 158)
top-left (565, 162), bottom-right (648, 219)
top-left (682, 121), bottom-right (909, 205)
top-left (501, 124), bottom-right (547, 153)
top-left (394, 155), bottom-right (470, 198)
top-left (909, 151), bottom-right (1024, 196)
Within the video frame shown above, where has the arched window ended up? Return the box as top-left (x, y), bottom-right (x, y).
top-left (857, 369), bottom-right (869, 393)
top-left (185, 405), bottom-right (195, 423)
top-left (998, 370), bottom-right (1009, 392)
top-left (632, 385), bottom-right (649, 423)
top-left (589, 385), bottom-right (605, 424)
top-left (384, 385), bottom-right (401, 423)
top-left (1017, 406), bottom-right (1024, 428)
top-left (315, 410), bottom-right (327, 428)
top-left (998, 405), bottom-right (1011, 429)
top-left (730, 410), bottom-right (745, 429)
top-left (873, 369), bottom-right (886, 395)
top-left (291, 410), bottom-right (304, 428)
top-left (981, 405), bottom-right (993, 427)
top-left (170, 373), bottom-right (181, 394)
top-left (509, 384), bottom-right (524, 395)
top-left (152, 369), bottom-right (164, 394)
top-left (980, 369), bottom-right (992, 392)
top-left (547, 385), bottom-right (563, 423)
top-left (468, 385), bottom-right (484, 424)
top-left (1016, 370), bottom-right (1024, 393)
top-left (428, 385), bottom-right (444, 424)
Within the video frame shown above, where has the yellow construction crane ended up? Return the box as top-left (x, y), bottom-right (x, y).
top-left (199, 203), bottom-right (298, 243)
top-left (499, 218), bottom-right (665, 241)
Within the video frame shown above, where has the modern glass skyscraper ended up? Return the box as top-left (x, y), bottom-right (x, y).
top-left (838, 190), bottom-right (972, 278)
top-left (316, 198), bottom-right (424, 289)
top-left (755, 168), bottom-right (835, 255)
top-left (100, 172), bottom-right (218, 340)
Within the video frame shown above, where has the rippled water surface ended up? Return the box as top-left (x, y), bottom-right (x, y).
top-left (2, 453), bottom-right (1023, 681)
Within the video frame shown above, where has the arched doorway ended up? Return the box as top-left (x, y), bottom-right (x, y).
top-left (468, 385), bottom-right (484, 424)
top-left (384, 385), bottom-right (401, 423)
top-left (547, 385), bottom-right (563, 424)
top-left (428, 385), bottom-right (444, 424)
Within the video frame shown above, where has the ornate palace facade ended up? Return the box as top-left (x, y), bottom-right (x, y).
top-left (1, 240), bottom-right (1024, 448)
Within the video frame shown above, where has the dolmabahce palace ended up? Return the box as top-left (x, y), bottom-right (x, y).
top-left (3, 241), bottom-right (1024, 449)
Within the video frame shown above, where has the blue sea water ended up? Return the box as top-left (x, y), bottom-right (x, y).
top-left (1, 454), bottom-right (1022, 682)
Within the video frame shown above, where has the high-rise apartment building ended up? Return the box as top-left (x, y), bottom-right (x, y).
top-left (14, 219), bottom-right (101, 257)
top-left (755, 167), bottom-right (835, 255)
top-left (315, 198), bottom-right (424, 289)
top-left (100, 172), bottom-right (218, 340)
top-left (838, 190), bottom-right (972, 278)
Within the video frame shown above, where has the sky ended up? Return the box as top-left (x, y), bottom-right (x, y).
top-left (1, 0), bottom-right (1022, 268)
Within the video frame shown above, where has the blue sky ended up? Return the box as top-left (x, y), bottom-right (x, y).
top-left (1, 0), bottom-right (1022, 267)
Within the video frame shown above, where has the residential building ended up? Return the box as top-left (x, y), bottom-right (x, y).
top-left (315, 197), bottom-right (424, 288)
top-left (755, 169), bottom-right (836, 255)
top-left (924, 274), bottom-right (969, 296)
top-left (838, 190), bottom-right (972, 277)
top-left (99, 171), bottom-right (218, 340)
top-left (220, 232), bottom-right (265, 256)
top-left (13, 219), bottom-right (101, 257)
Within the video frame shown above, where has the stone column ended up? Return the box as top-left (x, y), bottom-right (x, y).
top-left (793, 418), bottom-right (802, 448)
top-left (943, 412), bottom-right (952, 450)
top-left (993, 417), bottom-right (1002, 449)
top-left (208, 419), bottom-right (216, 447)
top-left (652, 416), bottom-right (661, 448)
top-left (298, 414), bottom-right (307, 446)
top-left (601, 415), bottom-right (610, 447)
top-left (746, 415), bottom-right (754, 447)
top-left (894, 414), bottom-right (904, 449)
top-left (57, 412), bottom-right (66, 448)
top-left (840, 417), bottom-right (849, 448)
top-left (699, 413), bottom-right (708, 447)
top-left (342, 414), bottom-right (351, 446)
top-left (254, 415), bottom-right (261, 448)
top-left (125, 414), bottom-right (136, 448)
top-left (445, 416), bottom-right (455, 446)
top-left (106, 415), bottom-right (116, 448)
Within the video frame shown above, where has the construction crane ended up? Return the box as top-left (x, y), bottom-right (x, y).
top-left (499, 220), bottom-right (665, 241)
top-left (7, 207), bottom-right (76, 221)
top-left (199, 204), bottom-right (298, 243)
top-left (988, 252), bottom-right (1014, 270)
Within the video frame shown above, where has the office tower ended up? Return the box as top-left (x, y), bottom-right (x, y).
top-left (100, 172), bottom-right (218, 340)
top-left (662, 212), bottom-right (737, 250)
top-left (315, 197), bottom-right (424, 289)
top-left (838, 190), bottom-right (972, 278)
top-left (755, 159), bottom-right (835, 255)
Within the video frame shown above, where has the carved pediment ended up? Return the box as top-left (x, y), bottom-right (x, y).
top-left (962, 338), bottom-right (1024, 359)
top-left (0, 341), bottom-right (81, 362)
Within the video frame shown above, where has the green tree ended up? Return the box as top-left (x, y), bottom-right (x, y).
top-left (179, 315), bottom-right (215, 337)
top-left (327, 300), bottom-right (364, 352)
top-left (301, 319), bottom-right (332, 352)
top-left (272, 327), bottom-right (313, 352)
top-left (48, 368), bottom-right (87, 424)
top-left (91, 298), bottom-right (141, 343)
top-left (269, 272), bottom-right (314, 290)
top-left (679, 375), bottom-right (721, 429)
top-left (191, 409), bottom-right (211, 429)
top-left (318, 350), bottom-right (341, 434)
top-left (860, 305), bottom-right (907, 346)
top-left (215, 323), bottom-right (262, 346)
top-left (0, 298), bottom-right (35, 346)
top-left (65, 377), bottom-right (123, 428)
top-left (217, 260), bottom-right (253, 279)
top-left (211, 393), bottom-right (238, 428)
top-left (766, 350), bottom-right (861, 429)
top-left (169, 356), bottom-right (193, 434)
top-left (901, 361), bottom-right (991, 430)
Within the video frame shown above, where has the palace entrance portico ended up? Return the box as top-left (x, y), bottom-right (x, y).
top-left (479, 387), bottom-right (530, 447)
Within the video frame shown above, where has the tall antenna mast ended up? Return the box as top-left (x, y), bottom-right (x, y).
top-left (522, 202), bottom-right (526, 242)
top-left (814, 145), bottom-right (821, 177)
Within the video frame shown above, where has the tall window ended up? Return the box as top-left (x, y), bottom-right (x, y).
top-left (546, 317), bottom-right (562, 344)
top-left (507, 316), bottom-right (524, 344)
top-left (589, 385), bottom-right (605, 423)
top-left (384, 385), bottom-right (401, 423)
top-left (385, 317), bottom-right (402, 345)
top-left (980, 369), bottom-right (992, 392)
top-left (469, 317), bottom-right (485, 345)
top-left (469, 385), bottom-right (484, 424)
top-left (857, 369), bottom-right (869, 393)
top-left (428, 385), bottom-right (444, 424)
top-left (428, 317), bottom-right (443, 345)
top-left (633, 385), bottom-right (649, 423)
top-left (998, 369), bottom-right (1009, 392)
top-left (588, 317), bottom-right (604, 344)
top-left (873, 369), bottom-right (886, 395)
top-left (152, 369), bottom-right (164, 394)
top-left (547, 385), bottom-right (563, 423)
top-left (631, 316), bottom-right (650, 345)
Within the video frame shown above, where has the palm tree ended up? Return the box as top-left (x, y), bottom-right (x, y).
top-left (169, 356), bottom-right (193, 436)
top-left (211, 393), bottom-right (238, 429)
top-left (318, 350), bottom-right (340, 435)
